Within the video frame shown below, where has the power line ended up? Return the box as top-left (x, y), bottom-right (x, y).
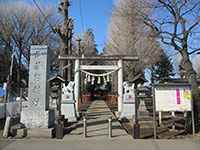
top-left (78, 0), bottom-right (85, 32)
top-left (32, 0), bottom-right (55, 32)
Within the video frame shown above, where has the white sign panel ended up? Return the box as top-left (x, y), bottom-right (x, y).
top-left (155, 85), bottom-right (192, 112)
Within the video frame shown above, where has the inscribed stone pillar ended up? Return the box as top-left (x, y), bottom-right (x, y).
top-left (21, 45), bottom-right (54, 128)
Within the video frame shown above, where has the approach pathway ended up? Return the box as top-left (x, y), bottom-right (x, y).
top-left (1, 100), bottom-right (200, 150)
top-left (64, 100), bottom-right (132, 140)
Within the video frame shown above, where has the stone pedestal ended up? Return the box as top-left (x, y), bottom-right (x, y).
top-left (21, 109), bottom-right (55, 128)
top-left (61, 103), bottom-right (77, 122)
top-left (20, 45), bottom-right (54, 128)
top-left (26, 128), bottom-right (54, 138)
top-left (120, 103), bottom-right (135, 119)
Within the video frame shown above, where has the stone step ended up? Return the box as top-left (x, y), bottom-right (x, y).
top-left (138, 116), bottom-right (153, 121)
top-left (157, 130), bottom-right (185, 139)
top-left (139, 111), bottom-right (153, 116)
top-left (162, 122), bottom-right (185, 129)
top-left (140, 127), bottom-right (169, 139)
top-left (25, 128), bottom-right (54, 139)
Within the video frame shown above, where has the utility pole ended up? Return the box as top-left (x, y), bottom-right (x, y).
top-left (54, 0), bottom-right (73, 81)
top-left (76, 37), bottom-right (82, 56)
top-left (68, 18), bottom-right (73, 80)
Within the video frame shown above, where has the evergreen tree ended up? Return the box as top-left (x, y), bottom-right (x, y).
top-left (80, 29), bottom-right (98, 93)
top-left (81, 29), bottom-right (97, 57)
top-left (151, 53), bottom-right (174, 84)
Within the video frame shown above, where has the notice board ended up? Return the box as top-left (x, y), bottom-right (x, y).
top-left (155, 84), bottom-right (192, 112)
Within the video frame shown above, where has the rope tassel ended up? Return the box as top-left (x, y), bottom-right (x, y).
top-left (88, 75), bottom-right (91, 82)
top-left (107, 75), bottom-right (110, 82)
top-left (103, 76), bottom-right (107, 84)
top-left (91, 76), bottom-right (95, 85)
top-left (97, 76), bottom-right (101, 84)
top-left (84, 76), bottom-right (87, 84)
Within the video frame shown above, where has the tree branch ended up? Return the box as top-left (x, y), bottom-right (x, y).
top-left (187, 17), bottom-right (200, 33)
top-left (188, 48), bottom-right (200, 55)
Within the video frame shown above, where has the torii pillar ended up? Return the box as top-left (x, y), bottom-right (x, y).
top-left (74, 59), bottom-right (80, 116)
top-left (118, 59), bottom-right (123, 115)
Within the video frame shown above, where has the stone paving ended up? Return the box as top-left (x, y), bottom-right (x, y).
top-left (64, 100), bottom-right (132, 140)
top-left (1, 100), bottom-right (200, 150)
top-left (1, 138), bottom-right (200, 150)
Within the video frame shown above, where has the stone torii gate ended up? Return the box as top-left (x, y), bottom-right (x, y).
top-left (59, 55), bottom-right (138, 117)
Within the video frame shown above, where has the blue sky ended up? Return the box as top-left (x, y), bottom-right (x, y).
top-left (25, 0), bottom-right (114, 52)
top-left (69, 0), bottom-right (114, 51)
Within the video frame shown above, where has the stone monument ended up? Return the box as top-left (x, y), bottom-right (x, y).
top-left (21, 45), bottom-right (54, 128)
top-left (61, 81), bottom-right (77, 122)
top-left (120, 82), bottom-right (135, 119)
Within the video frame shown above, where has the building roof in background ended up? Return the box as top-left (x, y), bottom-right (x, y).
top-left (130, 73), bottom-right (147, 85)
top-left (154, 78), bottom-right (200, 88)
top-left (48, 75), bottom-right (66, 83)
top-left (163, 78), bottom-right (200, 84)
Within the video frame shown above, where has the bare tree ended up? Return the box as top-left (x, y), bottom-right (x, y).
top-left (194, 55), bottom-right (200, 78)
top-left (138, 0), bottom-right (200, 131)
top-left (53, 0), bottom-right (75, 81)
top-left (0, 3), bottom-right (59, 94)
top-left (105, 0), bottom-right (163, 80)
